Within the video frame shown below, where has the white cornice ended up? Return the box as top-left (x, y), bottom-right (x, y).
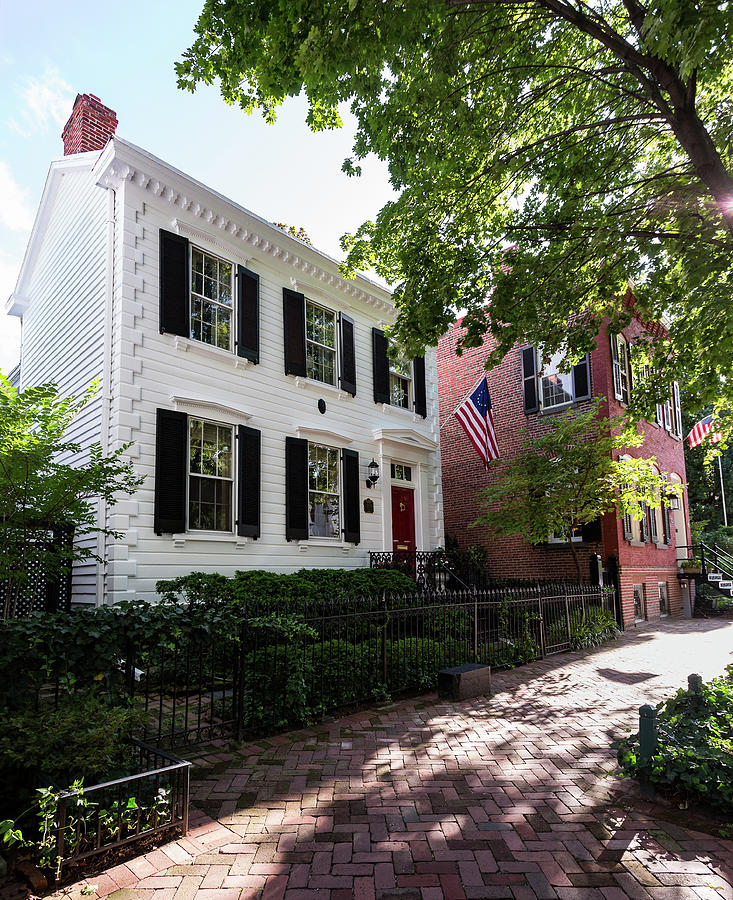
top-left (170, 395), bottom-right (252, 423)
top-left (172, 218), bottom-right (251, 262)
top-left (94, 138), bottom-right (394, 315)
top-left (372, 428), bottom-right (438, 452)
top-left (295, 425), bottom-right (354, 446)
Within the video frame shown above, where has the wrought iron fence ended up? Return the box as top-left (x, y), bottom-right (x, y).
top-left (53, 739), bottom-right (190, 874)
top-left (127, 584), bottom-right (612, 748)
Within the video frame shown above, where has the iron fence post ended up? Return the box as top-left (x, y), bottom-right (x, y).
top-left (473, 592), bottom-right (478, 663)
top-left (538, 592), bottom-right (546, 658)
top-left (564, 594), bottom-right (571, 648)
top-left (55, 793), bottom-right (67, 877)
top-left (381, 593), bottom-right (388, 686)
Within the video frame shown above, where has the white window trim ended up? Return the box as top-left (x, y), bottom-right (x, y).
top-left (307, 441), bottom-right (342, 542)
top-left (388, 346), bottom-right (412, 411)
top-left (305, 298), bottom-right (338, 388)
top-left (187, 416), bottom-right (235, 535)
top-left (610, 333), bottom-right (631, 405)
top-left (547, 531), bottom-right (583, 544)
top-left (537, 349), bottom-right (590, 412)
top-left (190, 244), bottom-right (235, 353)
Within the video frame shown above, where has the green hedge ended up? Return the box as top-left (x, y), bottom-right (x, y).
top-left (613, 666), bottom-right (733, 811)
top-left (156, 567), bottom-right (418, 612)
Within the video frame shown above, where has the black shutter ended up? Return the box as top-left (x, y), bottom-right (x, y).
top-left (154, 408), bottom-right (188, 534)
top-left (649, 502), bottom-right (658, 542)
top-left (522, 346), bottom-right (538, 413)
top-left (283, 288), bottom-right (306, 376)
top-left (372, 328), bottom-right (390, 403)
top-left (285, 437), bottom-right (309, 541)
top-left (237, 266), bottom-right (259, 363)
top-left (338, 312), bottom-right (357, 396)
top-left (159, 230), bottom-right (189, 337)
top-left (581, 518), bottom-right (602, 542)
top-left (237, 425), bottom-right (260, 538)
top-left (413, 356), bottom-right (427, 418)
top-left (573, 354), bottom-right (591, 401)
top-left (640, 503), bottom-right (649, 542)
top-left (342, 449), bottom-right (360, 544)
top-left (663, 503), bottom-right (672, 544)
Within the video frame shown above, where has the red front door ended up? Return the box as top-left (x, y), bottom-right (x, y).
top-left (391, 486), bottom-right (416, 552)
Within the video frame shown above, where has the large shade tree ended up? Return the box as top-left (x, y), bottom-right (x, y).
top-left (177, 0), bottom-right (733, 426)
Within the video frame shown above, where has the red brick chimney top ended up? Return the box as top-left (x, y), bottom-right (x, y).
top-left (62, 94), bottom-right (118, 156)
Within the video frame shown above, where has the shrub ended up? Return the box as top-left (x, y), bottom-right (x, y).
top-left (157, 568), bottom-right (418, 613)
top-left (545, 605), bottom-right (619, 650)
top-left (0, 689), bottom-right (145, 787)
top-left (613, 666), bottom-right (733, 811)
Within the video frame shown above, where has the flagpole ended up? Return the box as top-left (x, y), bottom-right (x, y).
top-left (719, 454), bottom-right (728, 527)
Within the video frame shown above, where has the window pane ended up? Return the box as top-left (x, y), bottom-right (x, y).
top-left (192, 248), bottom-right (203, 274)
top-left (390, 374), bottom-right (409, 408)
top-left (309, 491), bottom-right (340, 538)
top-left (192, 269), bottom-right (203, 296)
top-left (216, 308), bottom-right (231, 350)
top-left (216, 425), bottom-right (232, 478)
top-left (540, 351), bottom-right (573, 408)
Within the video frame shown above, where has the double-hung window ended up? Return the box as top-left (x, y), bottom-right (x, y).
top-left (306, 301), bottom-right (337, 385)
top-left (190, 247), bottom-right (233, 351)
top-left (539, 350), bottom-right (574, 410)
top-left (610, 333), bottom-right (631, 404)
top-left (188, 418), bottom-right (234, 532)
top-left (389, 349), bottom-right (412, 409)
top-left (308, 443), bottom-right (341, 539)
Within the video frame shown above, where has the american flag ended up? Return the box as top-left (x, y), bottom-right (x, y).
top-left (687, 415), bottom-right (723, 449)
top-left (454, 376), bottom-right (499, 468)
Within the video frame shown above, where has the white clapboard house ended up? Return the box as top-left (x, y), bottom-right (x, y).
top-left (6, 95), bottom-right (444, 606)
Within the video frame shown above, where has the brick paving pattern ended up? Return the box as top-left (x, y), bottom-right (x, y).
top-left (51, 617), bottom-right (733, 900)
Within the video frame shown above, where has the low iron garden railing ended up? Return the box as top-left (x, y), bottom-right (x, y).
top-left (52, 740), bottom-right (190, 876)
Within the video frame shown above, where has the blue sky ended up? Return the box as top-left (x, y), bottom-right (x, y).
top-left (0, 0), bottom-right (395, 373)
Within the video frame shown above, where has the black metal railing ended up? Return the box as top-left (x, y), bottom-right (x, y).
top-left (53, 740), bottom-right (190, 874)
top-left (125, 584), bottom-right (612, 748)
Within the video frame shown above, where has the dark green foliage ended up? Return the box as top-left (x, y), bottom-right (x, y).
top-left (614, 666), bottom-right (733, 811)
top-left (546, 607), bottom-right (621, 651)
top-left (0, 690), bottom-right (144, 787)
top-left (157, 567), bottom-right (418, 612)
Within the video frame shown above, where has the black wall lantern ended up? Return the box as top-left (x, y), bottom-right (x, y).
top-left (366, 459), bottom-right (380, 488)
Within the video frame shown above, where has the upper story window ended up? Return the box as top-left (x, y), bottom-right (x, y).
top-left (188, 417), bottom-right (233, 532)
top-left (539, 350), bottom-right (574, 410)
top-left (521, 345), bottom-right (590, 414)
top-left (306, 301), bottom-right (337, 385)
top-left (190, 247), bottom-right (233, 351)
top-left (389, 348), bottom-right (412, 409)
top-left (308, 443), bottom-right (341, 539)
top-left (610, 333), bottom-right (631, 405)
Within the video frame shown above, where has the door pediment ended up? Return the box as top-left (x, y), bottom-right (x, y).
top-left (372, 427), bottom-right (437, 452)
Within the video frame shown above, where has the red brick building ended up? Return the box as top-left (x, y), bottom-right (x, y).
top-left (437, 306), bottom-right (692, 629)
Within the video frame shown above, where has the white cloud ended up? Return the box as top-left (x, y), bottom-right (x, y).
top-left (8, 67), bottom-right (74, 138)
top-left (0, 162), bottom-right (34, 232)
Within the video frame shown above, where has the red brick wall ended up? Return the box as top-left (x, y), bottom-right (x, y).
top-left (62, 94), bottom-right (117, 155)
top-left (437, 310), bottom-right (690, 629)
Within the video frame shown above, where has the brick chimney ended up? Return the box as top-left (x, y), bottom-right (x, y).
top-left (62, 94), bottom-right (117, 155)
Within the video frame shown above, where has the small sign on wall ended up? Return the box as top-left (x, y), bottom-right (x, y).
top-left (363, 498), bottom-right (374, 514)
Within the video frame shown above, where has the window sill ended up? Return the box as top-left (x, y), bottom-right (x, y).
top-left (376, 402), bottom-right (423, 423)
top-left (538, 402), bottom-right (575, 416)
top-left (172, 335), bottom-right (254, 369)
top-left (294, 376), bottom-right (352, 400)
top-left (298, 537), bottom-right (356, 554)
top-left (171, 532), bottom-right (253, 549)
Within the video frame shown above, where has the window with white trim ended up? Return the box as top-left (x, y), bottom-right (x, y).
top-left (610, 333), bottom-right (631, 404)
top-left (539, 350), bottom-right (573, 409)
top-left (188, 418), bottom-right (234, 531)
top-left (658, 581), bottom-right (669, 616)
top-left (389, 348), bottom-right (412, 409)
top-left (308, 443), bottom-right (341, 538)
top-left (190, 247), bottom-right (233, 350)
top-left (391, 463), bottom-right (412, 482)
top-left (306, 301), bottom-right (336, 385)
top-left (548, 526), bottom-right (583, 544)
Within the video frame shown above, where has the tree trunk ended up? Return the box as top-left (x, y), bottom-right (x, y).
top-left (568, 530), bottom-right (583, 582)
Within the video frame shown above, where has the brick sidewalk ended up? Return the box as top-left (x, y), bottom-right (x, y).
top-left (53, 617), bottom-right (733, 900)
